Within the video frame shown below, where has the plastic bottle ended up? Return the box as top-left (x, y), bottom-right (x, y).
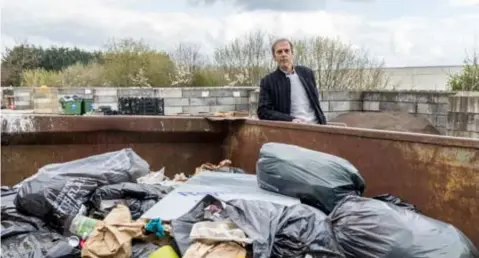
top-left (68, 214), bottom-right (99, 238)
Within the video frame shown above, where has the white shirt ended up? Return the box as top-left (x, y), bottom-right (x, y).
top-left (286, 71), bottom-right (318, 123)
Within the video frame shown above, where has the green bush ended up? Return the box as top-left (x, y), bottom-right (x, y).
top-left (449, 51), bottom-right (479, 91)
top-left (101, 38), bottom-right (175, 87)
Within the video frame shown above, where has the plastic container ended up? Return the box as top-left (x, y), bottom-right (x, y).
top-left (82, 99), bottom-right (94, 114)
top-left (60, 99), bottom-right (83, 115)
top-left (148, 245), bottom-right (179, 258)
top-left (68, 214), bottom-right (100, 238)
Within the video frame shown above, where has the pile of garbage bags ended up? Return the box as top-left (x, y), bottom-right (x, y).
top-left (1, 145), bottom-right (478, 258)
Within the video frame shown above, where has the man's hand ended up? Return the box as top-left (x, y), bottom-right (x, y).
top-left (292, 118), bottom-right (306, 124)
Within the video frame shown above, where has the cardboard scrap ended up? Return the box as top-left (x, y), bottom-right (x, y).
top-left (182, 242), bottom-right (246, 258)
top-left (195, 159), bottom-right (233, 175)
top-left (81, 204), bottom-right (146, 258)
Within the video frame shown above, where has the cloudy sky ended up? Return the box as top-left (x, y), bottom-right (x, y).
top-left (1, 0), bottom-right (478, 67)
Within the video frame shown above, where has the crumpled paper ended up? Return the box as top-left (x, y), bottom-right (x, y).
top-left (81, 204), bottom-right (146, 258)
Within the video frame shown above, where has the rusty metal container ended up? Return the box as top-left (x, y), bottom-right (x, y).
top-left (2, 115), bottom-right (478, 247)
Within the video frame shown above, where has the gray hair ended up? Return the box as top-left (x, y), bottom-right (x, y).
top-left (271, 38), bottom-right (294, 55)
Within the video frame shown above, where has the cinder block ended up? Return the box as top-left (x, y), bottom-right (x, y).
top-left (249, 103), bottom-right (258, 117)
top-left (379, 92), bottom-right (400, 102)
top-left (118, 88), bottom-right (155, 97)
top-left (363, 101), bottom-right (380, 111)
top-left (182, 89), bottom-right (206, 98)
top-left (95, 96), bottom-right (117, 103)
top-left (397, 93), bottom-right (417, 102)
top-left (437, 103), bottom-right (449, 114)
top-left (164, 107), bottom-right (183, 115)
top-left (164, 98), bottom-right (189, 107)
top-left (329, 101), bottom-right (362, 112)
top-left (449, 95), bottom-right (479, 113)
top-left (320, 101), bottom-right (329, 112)
top-left (94, 88), bottom-right (117, 96)
top-left (210, 89), bottom-right (249, 97)
top-left (209, 105), bottom-right (236, 113)
top-left (217, 97), bottom-right (235, 105)
top-left (362, 92), bottom-right (381, 101)
top-left (190, 97), bottom-right (216, 106)
top-left (249, 90), bottom-right (259, 103)
top-left (417, 103), bottom-right (436, 114)
top-left (379, 102), bottom-right (416, 113)
top-left (157, 88), bottom-right (182, 98)
top-left (234, 97), bottom-right (249, 105)
top-left (235, 104), bottom-right (249, 111)
top-left (435, 115), bottom-right (447, 128)
top-left (322, 91), bottom-right (362, 101)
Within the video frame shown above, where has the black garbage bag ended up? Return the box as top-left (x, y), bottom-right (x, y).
top-left (1, 230), bottom-right (80, 258)
top-left (14, 148), bottom-right (150, 231)
top-left (89, 182), bottom-right (174, 219)
top-left (1, 187), bottom-right (46, 239)
top-left (372, 193), bottom-right (420, 213)
top-left (257, 142), bottom-right (365, 214)
top-left (171, 195), bottom-right (344, 258)
top-left (330, 195), bottom-right (479, 258)
top-left (1, 187), bottom-right (80, 258)
top-left (131, 241), bottom-right (161, 258)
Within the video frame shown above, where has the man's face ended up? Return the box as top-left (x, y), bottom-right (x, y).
top-left (273, 41), bottom-right (293, 69)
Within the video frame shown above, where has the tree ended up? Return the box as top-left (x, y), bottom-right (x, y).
top-left (39, 47), bottom-right (101, 71)
top-left (2, 43), bottom-right (101, 86)
top-left (212, 30), bottom-right (389, 89)
top-left (170, 43), bottom-right (207, 86)
top-left (101, 38), bottom-right (175, 87)
top-left (1, 43), bottom-right (42, 86)
top-left (293, 37), bottom-right (388, 90)
top-left (449, 50), bottom-right (479, 91)
top-left (213, 30), bottom-right (272, 86)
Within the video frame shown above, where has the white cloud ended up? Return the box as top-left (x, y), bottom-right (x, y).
top-left (1, 0), bottom-right (478, 67)
top-left (449, 0), bottom-right (479, 6)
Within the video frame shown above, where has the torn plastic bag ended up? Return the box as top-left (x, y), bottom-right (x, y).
top-left (171, 195), bottom-right (344, 258)
top-left (257, 142), bottom-right (365, 214)
top-left (14, 148), bottom-right (150, 231)
top-left (372, 193), bottom-right (420, 213)
top-left (1, 230), bottom-right (80, 258)
top-left (89, 182), bottom-right (173, 220)
top-left (330, 195), bottom-right (479, 258)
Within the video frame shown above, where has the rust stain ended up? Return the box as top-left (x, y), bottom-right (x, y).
top-left (1, 116), bottom-right (478, 247)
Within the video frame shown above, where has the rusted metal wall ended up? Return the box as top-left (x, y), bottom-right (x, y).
top-left (1, 115), bottom-right (228, 185)
top-left (225, 120), bottom-right (479, 247)
top-left (2, 115), bottom-right (478, 247)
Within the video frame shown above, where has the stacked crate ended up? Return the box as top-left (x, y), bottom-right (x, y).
top-left (118, 97), bottom-right (164, 116)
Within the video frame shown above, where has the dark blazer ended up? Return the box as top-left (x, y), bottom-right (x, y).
top-left (257, 65), bottom-right (327, 124)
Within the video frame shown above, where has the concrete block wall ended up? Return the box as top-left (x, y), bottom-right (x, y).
top-left (2, 87), bottom-right (478, 139)
top-left (447, 92), bottom-right (479, 138)
top-left (157, 87), bottom-right (253, 115)
top-left (32, 87), bottom-right (59, 114)
top-left (361, 91), bottom-right (453, 134)
top-left (12, 88), bottom-right (33, 110)
top-left (320, 91), bottom-right (363, 121)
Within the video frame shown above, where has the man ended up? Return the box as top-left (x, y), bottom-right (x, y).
top-left (257, 38), bottom-right (326, 125)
